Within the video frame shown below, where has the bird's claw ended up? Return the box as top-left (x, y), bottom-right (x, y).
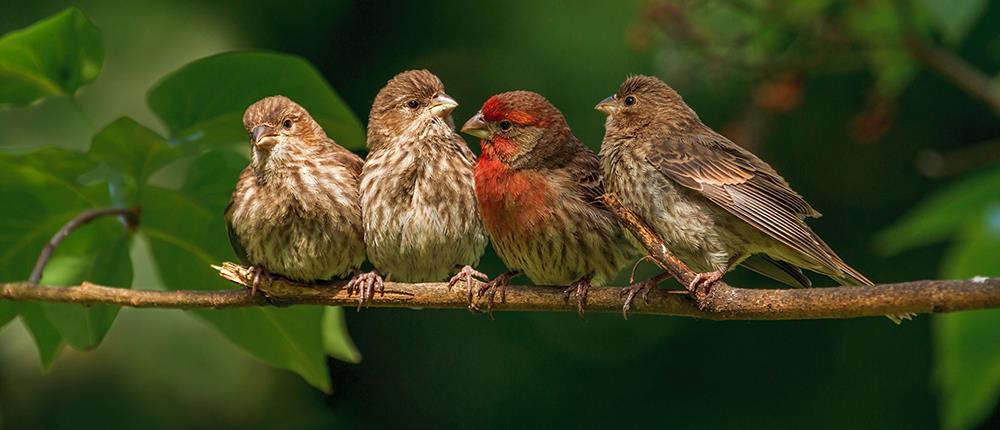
top-left (246, 264), bottom-right (271, 296)
top-left (688, 271), bottom-right (723, 299)
top-left (448, 265), bottom-right (489, 312)
top-left (563, 276), bottom-right (590, 319)
top-left (477, 272), bottom-right (514, 319)
top-left (620, 279), bottom-right (656, 319)
top-left (346, 271), bottom-right (384, 311)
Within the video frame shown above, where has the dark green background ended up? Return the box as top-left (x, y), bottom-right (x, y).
top-left (1, 1), bottom-right (998, 429)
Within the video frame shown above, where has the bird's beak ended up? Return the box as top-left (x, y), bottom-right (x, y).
top-left (251, 125), bottom-right (278, 151)
top-left (461, 112), bottom-right (490, 139)
top-left (428, 92), bottom-right (459, 118)
top-left (595, 95), bottom-right (618, 115)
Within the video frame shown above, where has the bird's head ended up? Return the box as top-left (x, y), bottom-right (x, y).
top-left (462, 91), bottom-right (574, 169)
top-left (595, 75), bottom-right (698, 134)
top-left (243, 95), bottom-right (325, 175)
top-left (367, 69), bottom-right (458, 148)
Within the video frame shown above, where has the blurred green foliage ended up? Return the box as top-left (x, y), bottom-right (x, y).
top-left (0, 1), bottom-right (998, 430)
top-left (881, 167), bottom-right (1000, 429)
top-left (0, 8), bottom-right (364, 393)
top-left (0, 8), bottom-right (101, 106)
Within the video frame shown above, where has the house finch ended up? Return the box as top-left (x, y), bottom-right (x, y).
top-left (357, 70), bottom-right (488, 303)
top-left (596, 75), bottom-right (910, 323)
top-left (463, 91), bottom-right (639, 317)
top-left (226, 95), bottom-right (366, 298)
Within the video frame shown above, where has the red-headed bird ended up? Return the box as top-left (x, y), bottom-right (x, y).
top-left (463, 91), bottom-right (639, 317)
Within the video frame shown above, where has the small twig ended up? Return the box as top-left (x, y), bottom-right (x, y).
top-left (904, 39), bottom-right (1000, 117)
top-left (601, 193), bottom-right (699, 288)
top-left (29, 207), bottom-right (141, 284)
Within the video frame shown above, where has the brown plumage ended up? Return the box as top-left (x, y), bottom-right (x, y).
top-left (356, 70), bottom-right (488, 303)
top-left (597, 75), bottom-right (910, 322)
top-left (464, 91), bottom-right (639, 317)
top-left (226, 95), bottom-right (366, 292)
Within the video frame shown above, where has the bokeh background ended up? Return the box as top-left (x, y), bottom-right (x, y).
top-left (1, 0), bottom-right (999, 429)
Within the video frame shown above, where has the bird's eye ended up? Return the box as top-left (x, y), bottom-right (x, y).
top-left (282, 119), bottom-right (293, 129)
top-left (624, 96), bottom-right (636, 106)
top-left (498, 120), bottom-right (512, 131)
top-left (406, 100), bottom-right (420, 109)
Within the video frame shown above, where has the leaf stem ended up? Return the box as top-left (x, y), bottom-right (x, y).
top-left (29, 207), bottom-right (141, 284)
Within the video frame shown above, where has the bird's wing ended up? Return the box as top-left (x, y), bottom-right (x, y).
top-left (645, 131), bottom-right (870, 284)
top-left (224, 201), bottom-right (250, 265)
top-left (568, 145), bottom-right (607, 208)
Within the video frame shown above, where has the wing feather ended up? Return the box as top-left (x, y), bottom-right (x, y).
top-left (644, 131), bottom-right (871, 283)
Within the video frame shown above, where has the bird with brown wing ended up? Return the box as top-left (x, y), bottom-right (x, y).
top-left (355, 70), bottom-right (488, 305)
top-left (463, 91), bottom-right (639, 317)
top-left (226, 95), bottom-right (367, 296)
top-left (597, 75), bottom-right (910, 323)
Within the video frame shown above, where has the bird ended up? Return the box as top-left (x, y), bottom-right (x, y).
top-left (596, 75), bottom-right (910, 322)
top-left (356, 69), bottom-right (488, 304)
top-left (463, 91), bottom-right (639, 317)
top-left (226, 95), bottom-right (367, 299)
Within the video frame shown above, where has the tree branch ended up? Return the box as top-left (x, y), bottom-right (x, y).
top-left (2, 196), bottom-right (998, 320)
top-left (0, 272), bottom-right (997, 319)
top-left (29, 207), bottom-right (141, 284)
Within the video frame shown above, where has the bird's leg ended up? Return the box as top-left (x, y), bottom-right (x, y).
top-left (620, 271), bottom-right (674, 319)
top-left (447, 265), bottom-right (489, 311)
top-left (346, 271), bottom-right (384, 311)
top-left (563, 274), bottom-right (592, 319)
top-left (476, 270), bottom-right (520, 319)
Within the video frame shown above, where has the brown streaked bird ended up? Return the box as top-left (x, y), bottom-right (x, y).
top-left (226, 95), bottom-right (366, 296)
top-left (463, 91), bottom-right (639, 317)
top-left (597, 75), bottom-right (910, 322)
top-left (354, 70), bottom-right (488, 303)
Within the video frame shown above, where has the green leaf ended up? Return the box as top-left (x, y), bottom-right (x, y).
top-left (0, 148), bottom-right (130, 365)
top-left (18, 303), bottom-right (64, 369)
top-left (147, 51), bottom-right (365, 150)
top-left (0, 301), bottom-right (16, 330)
top-left (140, 150), bottom-right (334, 392)
top-left (935, 209), bottom-right (1000, 430)
top-left (322, 307), bottom-right (361, 363)
top-left (920, 0), bottom-right (987, 45)
top-left (0, 7), bottom-right (103, 106)
top-left (40, 221), bottom-right (132, 350)
top-left (89, 117), bottom-right (181, 200)
top-left (877, 167), bottom-right (1000, 255)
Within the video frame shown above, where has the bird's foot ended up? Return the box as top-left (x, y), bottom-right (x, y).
top-left (688, 271), bottom-right (724, 299)
top-left (346, 271), bottom-right (384, 311)
top-left (477, 271), bottom-right (518, 319)
top-left (447, 265), bottom-right (489, 312)
top-left (246, 264), bottom-right (272, 296)
top-left (620, 275), bottom-right (664, 320)
top-left (563, 276), bottom-right (591, 319)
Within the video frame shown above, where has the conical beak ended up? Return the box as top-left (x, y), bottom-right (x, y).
top-left (595, 95), bottom-right (617, 115)
top-left (251, 125), bottom-right (278, 151)
top-left (428, 92), bottom-right (458, 118)
top-left (461, 112), bottom-right (490, 139)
